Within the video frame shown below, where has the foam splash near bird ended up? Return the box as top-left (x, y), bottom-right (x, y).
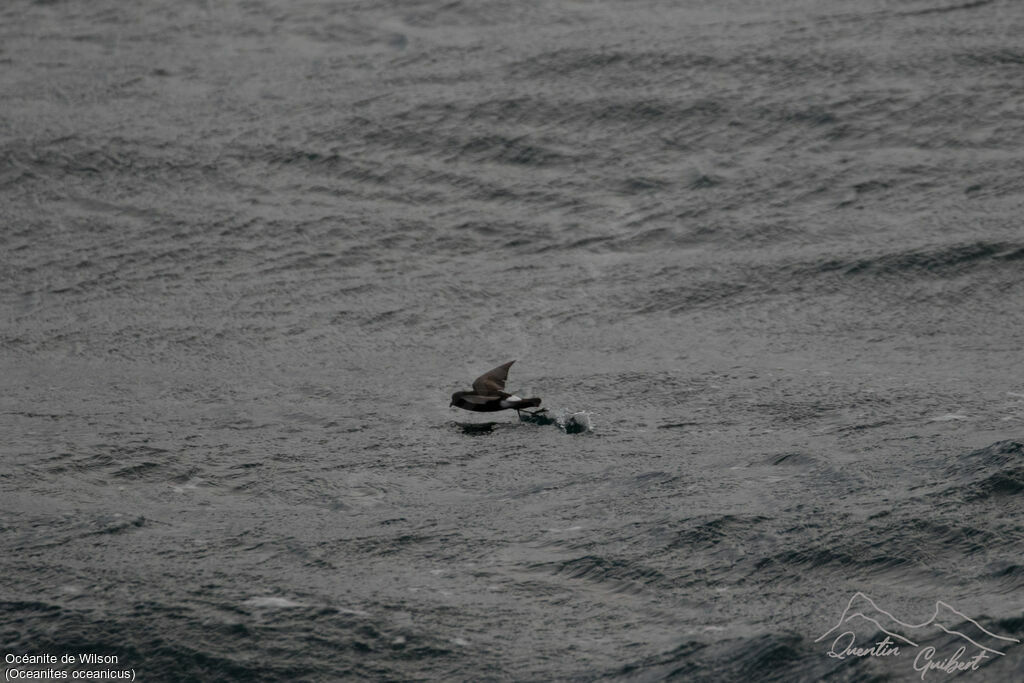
top-left (517, 408), bottom-right (594, 434)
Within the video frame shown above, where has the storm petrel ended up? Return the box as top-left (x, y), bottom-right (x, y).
top-left (450, 360), bottom-right (542, 415)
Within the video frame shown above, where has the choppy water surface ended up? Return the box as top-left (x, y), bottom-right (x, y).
top-left (2, 0), bottom-right (1023, 680)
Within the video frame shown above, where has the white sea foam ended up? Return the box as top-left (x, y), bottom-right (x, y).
top-left (243, 596), bottom-right (304, 609)
top-left (170, 479), bottom-right (201, 493)
top-left (559, 410), bottom-right (594, 434)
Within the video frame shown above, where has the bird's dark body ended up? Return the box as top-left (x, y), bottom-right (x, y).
top-left (450, 392), bottom-right (541, 413)
top-left (449, 361), bottom-right (543, 415)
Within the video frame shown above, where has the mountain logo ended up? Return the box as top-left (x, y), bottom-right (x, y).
top-left (815, 592), bottom-right (1019, 678)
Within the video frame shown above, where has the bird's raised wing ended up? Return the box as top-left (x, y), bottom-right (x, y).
top-left (472, 360), bottom-right (515, 396)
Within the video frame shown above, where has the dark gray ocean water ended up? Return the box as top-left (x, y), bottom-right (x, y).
top-left (2, 0), bottom-right (1023, 680)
